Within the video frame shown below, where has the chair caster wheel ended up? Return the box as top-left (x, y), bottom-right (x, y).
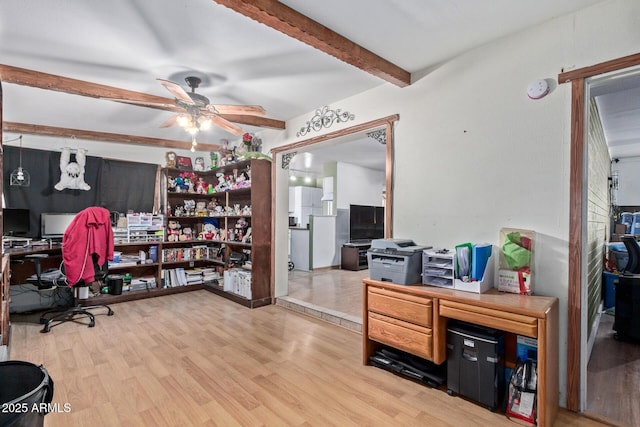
top-left (447, 389), bottom-right (454, 396)
top-left (40, 325), bottom-right (50, 333)
top-left (107, 309), bottom-right (114, 316)
top-left (288, 261), bottom-right (294, 271)
top-left (88, 320), bottom-right (95, 328)
top-left (39, 318), bottom-right (47, 324)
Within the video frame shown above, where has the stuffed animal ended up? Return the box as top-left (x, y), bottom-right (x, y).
top-left (181, 227), bottom-right (193, 241)
top-left (167, 220), bottom-right (181, 242)
top-left (193, 157), bottom-right (205, 171)
top-left (54, 147), bottom-right (91, 191)
top-left (199, 222), bottom-right (217, 240)
top-left (166, 151), bottom-right (177, 168)
top-left (242, 227), bottom-right (252, 243)
top-left (214, 173), bottom-right (229, 192)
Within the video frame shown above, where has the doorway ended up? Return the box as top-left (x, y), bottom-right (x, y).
top-left (562, 52), bottom-right (640, 422)
top-left (270, 115), bottom-right (397, 328)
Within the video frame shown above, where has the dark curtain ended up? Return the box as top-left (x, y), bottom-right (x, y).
top-left (3, 146), bottom-right (156, 238)
top-left (97, 159), bottom-right (157, 214)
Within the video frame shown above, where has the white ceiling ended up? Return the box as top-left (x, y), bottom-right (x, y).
top-left (4, 0), bottom-right (631, 168)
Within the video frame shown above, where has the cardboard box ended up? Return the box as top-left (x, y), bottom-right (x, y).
top-left (615, 223), bottom-right (627, 234)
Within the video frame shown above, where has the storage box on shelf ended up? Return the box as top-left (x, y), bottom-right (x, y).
top-left (162, 158), bottom-right (272, 308)
top-left (126, 213), bottom-right (164, 243)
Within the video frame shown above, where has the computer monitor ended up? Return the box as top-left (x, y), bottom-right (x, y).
top-left (40, 212), bottom-right (76, 239)
top-left (3, 208), bottom-right (30, 236)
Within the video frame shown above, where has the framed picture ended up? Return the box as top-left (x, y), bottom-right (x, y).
top-left (176, 156), bottom-right (193, 171)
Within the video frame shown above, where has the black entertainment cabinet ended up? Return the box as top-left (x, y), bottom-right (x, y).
top-left (341, 242), bottom-right (370, 271)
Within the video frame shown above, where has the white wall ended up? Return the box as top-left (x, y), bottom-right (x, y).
top-left (264, 0), bottom-right (640, 408)
top-left (614, 156), bottom-right (640, 206)
top-left (336, 162), bottom-right (385, 209)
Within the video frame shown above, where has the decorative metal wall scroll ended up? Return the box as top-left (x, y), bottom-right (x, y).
top-left (366, 129), bottom-right (386, 145)
top-left (296, 106), bottom-right (355, 137)
top-left (282, 152), bottom-right (297, 169)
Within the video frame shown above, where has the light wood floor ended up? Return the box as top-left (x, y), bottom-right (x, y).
top-left (587, 312), bottom-right (640, 426)
top-left (286, 268), bottom-right (367, 319)
top-left (8, 290), bottom-right (604, 426)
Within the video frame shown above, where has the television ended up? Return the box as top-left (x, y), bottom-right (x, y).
top-left (41, 213), bottom-right (77, 239)
top-left (349, 204), bottom-right (384, 243)
top-left (3, 208), bottom-right (30, 236)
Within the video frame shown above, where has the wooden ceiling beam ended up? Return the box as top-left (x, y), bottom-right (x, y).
top-left (0, 64), bottom-right (286, 129)
top-left (212, 0), bottom-right (411, 87)
top-left (0, 64), bottom-right (177, 110)
top-left (3, 122), bottom-right (220, 152)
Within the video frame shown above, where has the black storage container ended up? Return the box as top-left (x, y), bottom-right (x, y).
top-left (614, 275), bottom-right (640, 341)
top-left (0, 361), bottom-right (54, 427)
top-left (447, 321), bottom-right (504, 410)
top-left (106, 274), bottom-right (124, 295)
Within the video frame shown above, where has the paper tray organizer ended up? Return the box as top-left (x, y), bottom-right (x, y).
top-left (453, 254), bottom-right (494, 293)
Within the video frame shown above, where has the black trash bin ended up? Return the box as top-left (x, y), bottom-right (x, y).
top-left (107, 274), bottom-right (123, 295)
top-left (0, 361), bottom-right (54, 427)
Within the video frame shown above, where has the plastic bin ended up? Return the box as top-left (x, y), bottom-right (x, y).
top-left (0, 361), bottom-right (54, 427)
top-left (621, 212), bottom-right (633, 232)
top-left (602, 271), bottom-right (619, 309)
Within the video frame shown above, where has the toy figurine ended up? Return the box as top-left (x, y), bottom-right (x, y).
top-left (195, 177), bottom-right (206, 194)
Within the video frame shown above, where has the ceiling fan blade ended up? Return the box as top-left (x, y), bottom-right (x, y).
top-left (159, 114), bottom-right (180, 128)
top-left (210, 115), bottom-right (245, 136)
top-left (103, 98), bottom-right (178, 110)
top-left (210, 104), bottom-right (266, 116)
top-left (157, 79), bottom-right (194, 105)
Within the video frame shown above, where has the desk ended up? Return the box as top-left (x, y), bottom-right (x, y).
top-left (363, 278), bottom-right (558, 427)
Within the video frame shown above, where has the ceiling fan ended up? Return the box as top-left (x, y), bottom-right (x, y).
top-left (156, 76), bottom-right (266, 136)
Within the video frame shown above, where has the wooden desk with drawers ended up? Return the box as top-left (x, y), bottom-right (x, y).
top-left (363, 278), bottom-right (559, 427)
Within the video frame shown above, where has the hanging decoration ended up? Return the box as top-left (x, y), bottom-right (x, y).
top-left (55, 146), bottom-right (91, 191)
top-left (9, 135), bottom-right (31, 187)
top-left (366, 129), bottom-right (387, 145)
top-left (296, 106), bottom-right (355, 137)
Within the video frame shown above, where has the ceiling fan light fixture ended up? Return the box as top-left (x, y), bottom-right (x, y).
top-left (198, 116), bottom-right (212, 130)
top-left (176, 114), bottom-right (190, 127)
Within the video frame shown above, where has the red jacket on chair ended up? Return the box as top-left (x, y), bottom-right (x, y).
top-left (62, 207), bottom-right (114, 286)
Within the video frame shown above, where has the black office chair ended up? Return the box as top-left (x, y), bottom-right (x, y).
top-left (26, 253), bottom-right (113, 333)
top-left (614, 236), bottom-right (640, 341)
top-left (621, 236), bottom-right (640, 274)
top-left (27, 207), bottom-right (115, 333)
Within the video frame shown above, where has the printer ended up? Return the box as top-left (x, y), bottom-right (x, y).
top-left (368, 239), bottom-right (431, 285)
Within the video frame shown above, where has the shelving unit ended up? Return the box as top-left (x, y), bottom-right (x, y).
top-left (422, 249), bottom-right (455, 288)
top-left (341, 243), bottom-right (370, 270)
top-left (162, 158), bottom-right (272, 308)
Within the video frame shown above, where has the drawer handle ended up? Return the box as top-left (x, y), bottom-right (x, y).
top-left (462, 352), bottom-right (478, 362)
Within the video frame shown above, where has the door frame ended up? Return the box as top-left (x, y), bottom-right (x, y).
top-left (559, 51), bottom-right (640, 411)
top-left (269, 114), bottom-right (399, 299)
